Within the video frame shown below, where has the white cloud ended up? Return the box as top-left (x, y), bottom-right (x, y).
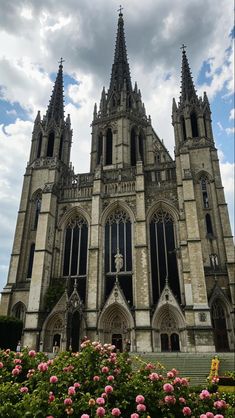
top-left (229, 108), bottom-right (235, 120)
top-left (225, 127), bottom-right (235, 135)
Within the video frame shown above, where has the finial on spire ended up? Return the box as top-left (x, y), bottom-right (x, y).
top-left (118, 5), bottom-right (123, 16)
top-left (58, 57), bottom-right (65, 67)
top-left (180, 44), bottom-right (187, 53)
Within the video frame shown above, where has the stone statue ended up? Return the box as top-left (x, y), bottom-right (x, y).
top-left (114, 249), bottom-right (123, 273)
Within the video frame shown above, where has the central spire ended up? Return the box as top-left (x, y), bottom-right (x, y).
top-left (108, 8), bottom-right (132, 98)
top-left (46, 59), bottom-right (65, 124)
top-left (180, 45), bottom-right (197, 104)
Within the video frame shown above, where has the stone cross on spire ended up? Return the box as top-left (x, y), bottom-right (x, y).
top-left (118, 5), bottom-right (123, 15)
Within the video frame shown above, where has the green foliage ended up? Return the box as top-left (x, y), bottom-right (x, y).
top-left (0, 341), bottom-right (234, 417)
top-left (43, 279), bottom-right (65, 312)
top-left (0, 316), bottom-right (23, 350)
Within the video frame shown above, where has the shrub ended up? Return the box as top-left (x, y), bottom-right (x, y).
top-left (0, 340), bottom-right (234, 417)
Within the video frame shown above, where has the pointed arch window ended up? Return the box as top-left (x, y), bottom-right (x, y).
top-left (97, 132), bottom-right (103, 164)
top-left (47, 131), bottom-right (55, 157)
top-left (12, 302), bottom-right (26, 323)
top-left (200, 176), bottom-right (209, 208)
top-left (150, 209), bottom-right (180, 304)
top-left (37, 133), bottom-right (42, 158)
top-left (27, 243), bottom-right (35, 278)
top-left (131, 128), bottom-right (136, 166)
top-left (190, 112), bottom-right (199, 137)
top-left (180, 116), bottom-right (187, 141)
top-left (106, 128), bottom-right (113, 165)
top-left (105, 209), bottom-right (132, 303)
top-left (63, 216), bottom-right (88, 277)
top-left (205, 213), bottom-right (213, 236)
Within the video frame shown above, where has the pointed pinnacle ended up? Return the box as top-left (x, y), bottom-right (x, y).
top-left (180, 47), bottom-right (197, 103)
top-left (46, 61), bottom-right (65, 123)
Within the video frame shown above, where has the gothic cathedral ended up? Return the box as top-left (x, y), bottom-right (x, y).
top-left (1, 11), bottom-right (234, 353)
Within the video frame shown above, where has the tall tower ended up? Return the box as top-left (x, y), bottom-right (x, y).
top-left (172, 46), bottom-right (235, 351)
top-left (0, 61), bottom-right (72, 348)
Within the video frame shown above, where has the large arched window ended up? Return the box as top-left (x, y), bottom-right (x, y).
top-left (106, 128), bottom-right (113, 165)
top-left (200, 177), bottom-right (209, 208)
top-left (12, 302), bottom-right (26, 323)
top-left (190, 112), bottom-right (199, 137)
top-left (37, 132), bottom-right (42, 158)
top-left (27, 243), bottom-right (35, 278)
top-left (130, 128), bottom-right (136, 166)
top-left (150, 209), bottom-right (180, 304)
top-left (47, 131), bottom-right (55, 157)
top-left (211, 300), bottom-right (229, 351)
top-left (63, 216), bottom-right (88, 277)
top-left (105, 209), bottom-right (132, 303)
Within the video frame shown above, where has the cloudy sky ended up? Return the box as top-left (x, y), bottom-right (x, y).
top-left (0, 0), bottom-right (234, 293)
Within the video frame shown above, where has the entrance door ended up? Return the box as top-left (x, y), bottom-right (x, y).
top-left (161, 333), bottom-right (169, 351)
top-left (212, 301), bottom-right (229, 351)
top-left (171, 333), bottom-right (180, 351)
top-left (112, 334), bottom-right (123, 352)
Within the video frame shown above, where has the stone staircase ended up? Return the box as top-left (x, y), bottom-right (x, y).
top-left (130, 352), bottom-right (235, 386)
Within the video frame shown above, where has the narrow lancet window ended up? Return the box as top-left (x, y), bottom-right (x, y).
top-left (47, 131), bottom-right (55, 157)
top-left (190, 112), bottom-right (199, 137)
top-left (27, 243), bottom-right (35, 278)
top-left (63, 216), bottom-right (88, 277)
top-left (200, 177), bottom-right (209, 208)
top-left (106, 128), bottom-right (113, 165)
top-left (130, 128), bottom-right (136, 166)
top-left (97, 133), bottom-right (103, 164)
top-left (34, 195), bottom-right (41, 230)
top-left (206, 213), bottom-right (213, 235)
top-left (37, 133), bottom-right (42, 158)
top-left (139, 131), bottom-right (144, 162)
top-left (180, 116), bottom-right (187, 141)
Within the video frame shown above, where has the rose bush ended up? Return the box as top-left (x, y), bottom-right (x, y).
top-left (0, 340), bottom-right (234, 417)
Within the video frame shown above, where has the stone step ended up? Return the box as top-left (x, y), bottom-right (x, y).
top-left (130, 352), bottom-right (234, 386)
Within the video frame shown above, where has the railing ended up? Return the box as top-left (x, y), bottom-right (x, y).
top-left (104, 181), bottom-right (135, 195)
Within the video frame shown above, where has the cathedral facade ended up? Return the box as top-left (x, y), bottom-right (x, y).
top-left (0, 11), bottom-right (234, 353)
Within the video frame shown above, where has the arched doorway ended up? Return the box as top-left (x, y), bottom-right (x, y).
top-left (112, 334), bottom-right (123, 352)
top-left (211, 300), bottom-right (229, 351)
top-left (43, 315), bottom-right (64, 352)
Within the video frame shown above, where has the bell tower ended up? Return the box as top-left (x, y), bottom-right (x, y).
top-left (172, 46), bottom-right (235, 351)
top-left (0, 61), bottom-right (73, 349)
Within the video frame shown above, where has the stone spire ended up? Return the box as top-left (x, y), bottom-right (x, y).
top-left (46, 58), bottom-right (65, 123)
top-left (108, 8), bottom-right (132, 98)
top-left (180, 45), bottom-right (197, 104)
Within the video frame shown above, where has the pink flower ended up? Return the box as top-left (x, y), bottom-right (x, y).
top-left (131, 415), bottom-right (139, 418)
top-left (96, 397), bottom-right (105, 405)
top-left (50, 375), bottom-right (58, 384)
top-left (12, 368), bottom-right (20, 376)
top-left (14, 358), bottom-right (22, 364)
top-left (199, 390), bottom-right (211, 400)
top-left (68, 386), bottom-right (76, 395)
top-left (38, 362), bottom-right (48, 372)
top-left (46, 416), bottom-right (54, 418)
top-left (96, 407), bottom-right (105, 417)
top-left (171, 368), bottom-right (178, 376)
top-left (182, 407), bottom-right (192, 416)
top-left (74, 382), bottom-right (81, 388)
top-left (214, 400), bottom-right (226, 409)
top-left (101, 366), bottom-right (109, 373)
top-left (206, 413), bottom-right (214, 418)
top-left (107, 375), bottom-right (114, 382)
top-left (164, 395), bottom-right (176, 405)
top-left (173, 377), bottom-right (182, 385)
top-left (111, 408), bottom-right (121, 416)
top-left (93, 375), bottom-right (100, 382)
top-left (149, 372), bottom-right (159, 381)
top-left (48, 392), bottom-right (55, 403)
top-left (145, 363), bottom-right (154, 370)
top-left (28, 350), bottom-right (36, 357)
top-left (20, 387), bottom-right (28, 393)
top-left (0, 362), bottom-right (3, 368)
top-left (81, 415), bottom-right (90, 418)
top-left (136, 404), bottom-right (146, 412)
top-left (64, 398), bottom-right (73, 406)
top-left (181, 378), bottom-right (189, 386)
top-left (179, 397), bottom-right (186, 404)
top-left (101, 393), bottom-right (107, 398)
top-left (163, 383), bottom-right (174, 393)
top-left (105, 385), bottom-right (113, 394)
top-left (135, 395), bottom-right (145, 404)
top-left (167, 371), bottom-right (174, 378)
top-left (200, 415), bottom-right (207, 418)
top-left (214, 415), bottom-right (224, 418)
